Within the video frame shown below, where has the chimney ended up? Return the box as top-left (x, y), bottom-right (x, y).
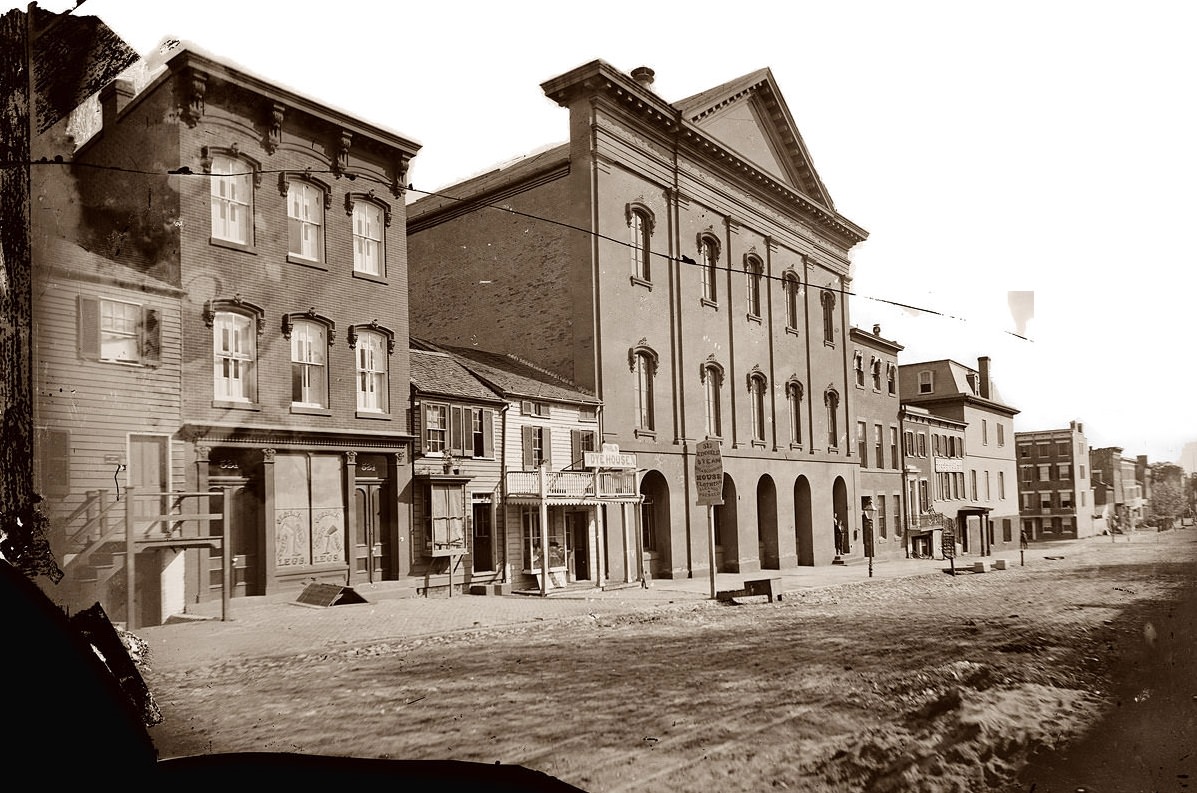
top-left (977, 356), bottom-right (991, 399)
top-left (631, 66), bottom-right (656, 90)
top-left (100, 79), bottom-right (135, 129)
top-left (872, 323), bottom-right (881, 336)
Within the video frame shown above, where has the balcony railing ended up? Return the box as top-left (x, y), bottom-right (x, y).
top-left (505, 468), bottom-right (639, 501)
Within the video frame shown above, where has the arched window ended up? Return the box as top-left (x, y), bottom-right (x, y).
top-left (700, 361), bottom-right (724, 438)
top-left (628, 343), bottom-right (658, 433)
top-left (747, 370), bottom-right (768, 443)
top-left (825, 389), bottom-right (840, 448)
top-left (783, 272), bottom-right (801, 330)
top-left (350, 324), bottom-right (394, 414)
top-left (698, 234), bottom-right (720, 302)
top-left (745, 255), bottom-right (763, 317)
top-left (208, 152), bottom-right (256, 245)
top-left (627, 204), bottom-right (654, 283)
top-left (821, 289), bottom-right (836, 344)
top-left (887, 363), bottom-right (897, 395)
top-left (871, 357), bottom-right (883, 390)
top-left (282, 173), bottom-right (331, 264)
top-left (786, 379), bottom-right (803, 446)
top-left (205, 298), bottom-right (264, 404)
top-left (347, 193), bottom-right (391, 277)
top-left (283, 311), bottom-right (335, 410)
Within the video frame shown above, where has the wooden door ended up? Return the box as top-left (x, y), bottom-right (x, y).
top-left (353, 482), bottom-right (388, 583)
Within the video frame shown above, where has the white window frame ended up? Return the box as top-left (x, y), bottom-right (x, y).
top-left (290, 320), bottom-right (328, 408)
top-left (288, 180), bottom-right (324, 262)
top-left (353, 201), bottom-right (385, 276)
top-left (213, 311), bottom-right (255, 402)
top-left (355, 330), bottom-right (388, 413)
top-left (210, 154), bottom-right (252, 244)
top-left (99, 299), bottom-right (142, 363)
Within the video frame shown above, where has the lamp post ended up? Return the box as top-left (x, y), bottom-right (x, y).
top-left (863, 500), bottom-right (877, 578)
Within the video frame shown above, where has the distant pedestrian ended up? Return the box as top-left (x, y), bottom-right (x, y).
top-left (1020, 529), bottom-right (1029, 550)
top-left (833, 518), bottom-right (843, 555)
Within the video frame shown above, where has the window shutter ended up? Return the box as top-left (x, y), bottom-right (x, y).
top-left (463, 408), bottom-right (475, 457)
top-left (521, 426), bottom-right (534, 469)
top-left (141, 307), bottom-right (161, 366)
top-left (77, 296), bottom-right (99, 360)
top-left (481, 409), bottom-right (494, 459)
top-left (543, 427), bottom-right (552, 469)
top-left (571, 430), bottom-right (581, 470)
top-left (450, 405), bottom-right (463, 454)
top-left (38, 429), bottom-right (71, 498)
top-left (520, 400), bottom-right (533, 415)
top-left (418, 404), bottom-right (427, 454)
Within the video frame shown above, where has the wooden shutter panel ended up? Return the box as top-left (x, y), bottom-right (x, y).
top-left (571, 430), bottom-right (582, 470)
top-left (521, 426), bottom-right (534, 469)
top-left (481, 409), bottom-right (494, 459)
top-left (450, 405), bottom-right (463, 454)
top-left (77, 296), bottom-right (100, 359)
top-left (39, 429), bottom-right (71, 498)
top-left (463, 408), bottom-right (475, 458)
top-left (543, 427), bottom-right (552, 469)
top-left (141, 307), bottom-right (161, 366)
top-left (520, 400), bottom-right (533, 415)
top-left (417, 404), bottom-right (427, 454)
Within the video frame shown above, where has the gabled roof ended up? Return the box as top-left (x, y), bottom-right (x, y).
top-left (674, 68), bottom-right (834, 208)
top-left (417, 339), bottom-right (599, 405)
top-left (410, 348), bottom-right (504, 403)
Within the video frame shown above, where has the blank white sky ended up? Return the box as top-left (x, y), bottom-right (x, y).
top-left (29, 0), bottom-right (1197, 463)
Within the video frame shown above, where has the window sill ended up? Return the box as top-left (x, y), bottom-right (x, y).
top-left (291, 405), bottom-right (332, 416)
top-left (785, 326), bottom-right (800, 337)
top-left (212, 400), bottom-right (260, 411)
top-left (209, 237), bottom-right (256, 255)
top-left (356, 411), bottom-right (391, 420)
top-left (634, 428), bottom-right (657, 440)
top-left (700, 297), bottom-right (718, 310)
top-left (746, 313), bottom-right (762, 325)
top-left (824, 339), bottom-right (836, 348)
top-left (630, 275), bottom-right (652, 290)
top-left (288, 254), bottom-right (328, 270)
top-left (789, 443), bottom-right (804, 451)
top-left (352, 271), bottom-right (388, 285)
top-left (750, 439), bottom-right (766, 448)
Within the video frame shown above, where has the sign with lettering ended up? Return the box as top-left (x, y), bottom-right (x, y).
top-left (941, 529), bottom-right (956, 559)
top-left (695, 439), bottom-right (725, 506)
top-left (584, 443), bottom-right (637, 469)
top-left (934, 457), bottom-right (964, 473)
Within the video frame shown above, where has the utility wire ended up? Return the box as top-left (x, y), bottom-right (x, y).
top-left (13, 157), bottom-right (1030, 340)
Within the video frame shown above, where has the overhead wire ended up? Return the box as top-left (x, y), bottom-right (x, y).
top-left (12, 157), bottom-right (1030, 340)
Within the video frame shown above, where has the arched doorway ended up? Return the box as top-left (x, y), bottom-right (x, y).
top-left (833, 476), bottom-right (849, 556)
top-left (757, 475), bottom-right (778, 569)
top-left (639, 470), bottom-right (671, 578)
top-left (713, 473), bottom-right (739, 572)
top-left (795, 475), bottom-right (814, 565)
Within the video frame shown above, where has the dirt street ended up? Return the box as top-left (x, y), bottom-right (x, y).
top-left (143, 531), bottom-right (1197, 792)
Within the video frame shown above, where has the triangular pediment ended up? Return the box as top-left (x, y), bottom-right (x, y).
top-left (675, 68), bottom-right (834, 209)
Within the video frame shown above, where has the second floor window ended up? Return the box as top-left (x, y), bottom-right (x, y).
top-left (353, 201), bottom-right (385, 276)
top-left (628, 207), bottom-right (653, 282)
top-left (210, 154), bottom-right (252, 245)
top-left (522, 425), bottom-right (550, 468)
top-left (290, 320), bottom-right (327, 408)
top-left (700, 235), bottom-right (719, 302)
top-left (213, 311), bottom-right (255, 402)
top-left (825, 390), bottom-right (839, 448)
top-left (787, 381), bottom-right (803, 445)
top-left (890, 427), bottom-right (899, 469)
top-left (857, 421), bottom-right (868, 467)
top-left (633, 350), bottom-right (656, 432)
top-left (288, 181), bottom-right (324, 262)
top-left (784, 273), bottom-right (801, 330)
top-left (749, 373), bottom-right (767, 442)
top-left (745, 256), bottom-right (763, 317)
top-left (874, 424), bottom-right (884, 468)
top-left (425, 404), bottom-right (447, 453)
top-left (355, 331), bottom-right (388, 413)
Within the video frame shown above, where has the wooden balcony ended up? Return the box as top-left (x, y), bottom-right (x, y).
top-left (505, 468), bottom-right (639, 504)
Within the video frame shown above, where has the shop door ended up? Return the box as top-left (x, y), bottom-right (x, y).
top-left (353, 481), bottom-right (389, 583)
top-left (209, 478), bottom-right (263, 597)
top-left (567, 511), bottom-right (590, 580)
top-left (472, 501), bottom-right (493, 573)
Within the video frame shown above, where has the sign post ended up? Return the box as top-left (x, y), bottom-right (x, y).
top-left (694, 440), bottom-right (724, 599)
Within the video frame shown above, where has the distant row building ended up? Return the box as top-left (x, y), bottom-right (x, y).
top-left (28, 29), bottom-right (1115, 628)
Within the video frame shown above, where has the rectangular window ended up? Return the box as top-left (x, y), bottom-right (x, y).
top-left (522, 506), bottom-right (566, 571)
top-left (425, 403), bottom-right (447, 453)
top-left (210, 154), bottom-right (252, 244)
top-left (290, 321), bottom-right (327, 408)
top-left (984, 471), bottom-right (991, 501)
top-left (874, 424), bottom-right (884, 469)
top-left (352, 202), bottom-right (385, 275)
top-left (918, 479), bottom-right (929, 512)
top-left (705, 374), bottom-right (722, 438)
top-left (997, 423), bottom-right (1005, 446)
top-left (1058, 463), bottom-right (1071, 480)
top-left (520, 400), bottom-right (551, 417)
top-left (1020, 444), bottom-right (1030, 458)
top-left (522, 425), bottom-right (551, 468)
top-left (634, 354), bottom-right (655, 431)
top-left (1038, 464), bottom-right (1051, 482)
top-left (421, 482), bottom-right (466, 556)
top-left (970, 469), bottom-right (978, 501)
top-left (1081, 490), bottom-right (1086, 507)
top-left (982, 420), bottom-right (988, 445)
top-left (903, 430), bottom-right (914, 456)
top-left (1060, 490), bottom-right (1074, 509)
top-left (918, 370), bottom-right (933, 394)
top-left (273, 453), bottom-right (345, 568)
top-left (857, 421), bottom-right (868, 467)
top-left (890, 427), bottom-right (899, 470)
top-left (877, 494), bottom-right (887, 539)
top-left (999, 471), bottom-right (1006, 499)
top-left (78, 296), bottom-right (160, 366)
top-left (571, 428), bottom-right (598, 469)
top-left (471, 409), bottom-right (495, 458)
top-left (213, 311), bottom-right (255, 402)
top-left (1040, 493), bottom-right (1052, 509)
top-left (287, 181), bottom-right (324, 262)
top-left (1079, 464), bottom-right (1086, 479)
top-left (917, 432), bottom-right (927, 458)
top-left (355, 331), bottom-right (388, 413)
top-left (1022, 493), bottom-right (1033, 510)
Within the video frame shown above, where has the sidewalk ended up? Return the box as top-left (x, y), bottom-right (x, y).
top-left (133, 543), bottom-right (1046, 673)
